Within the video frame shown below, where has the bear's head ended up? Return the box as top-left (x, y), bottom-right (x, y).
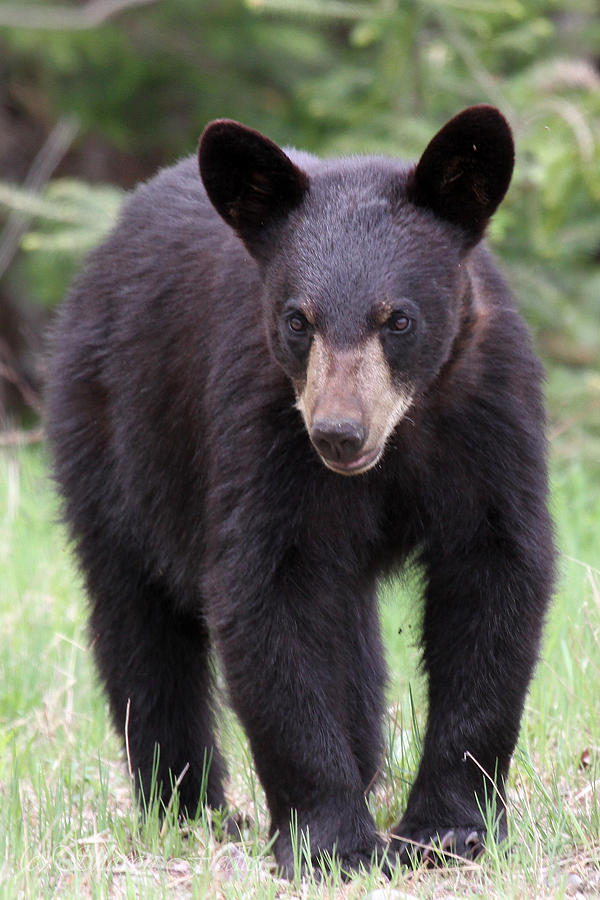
top-left (199, 107), bottom-right (514, 475)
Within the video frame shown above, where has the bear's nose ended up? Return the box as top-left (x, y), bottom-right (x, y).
top-left (310, 418), bottom-right (367, 464)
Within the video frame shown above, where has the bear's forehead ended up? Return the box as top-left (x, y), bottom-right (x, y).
top-left (289, 178), bottom-right (400, 284)
top-left (281, 172), bottom-right (461, 320)
top-left (296, 193), bottom-right (395, 259)
top-left (302, 163), bottom-right (400, 222)
top-left (293, 165), bottom-right (458, 257)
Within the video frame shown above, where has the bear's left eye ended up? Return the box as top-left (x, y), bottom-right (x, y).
top-left (387, 313), bottom-right (412, 334)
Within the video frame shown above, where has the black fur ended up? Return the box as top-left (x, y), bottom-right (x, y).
top-left (46, 106), bottom-right (554, 876)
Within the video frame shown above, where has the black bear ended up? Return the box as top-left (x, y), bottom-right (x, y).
top-left (46, 106), bottom-right (554, 876)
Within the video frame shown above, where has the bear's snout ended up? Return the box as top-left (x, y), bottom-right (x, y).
top-left (310, 417), bottom-right (366, 465)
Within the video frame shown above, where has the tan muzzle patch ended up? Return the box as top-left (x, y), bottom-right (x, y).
top-left (296, 334), bottom-right (413, 475)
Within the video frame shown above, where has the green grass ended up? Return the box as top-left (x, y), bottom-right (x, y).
top-left (1, 398), bottom-right (599, 898)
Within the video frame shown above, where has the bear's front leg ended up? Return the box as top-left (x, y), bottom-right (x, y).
top-left (206, 558), bottom-right (388, 878)
top-left (392, 503), bottom-right (554, 865)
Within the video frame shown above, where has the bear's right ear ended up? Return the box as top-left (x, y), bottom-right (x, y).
top-left (199, 120), bottom-right (309, 258)
top-left (407, 105), bottom-right (514, 246)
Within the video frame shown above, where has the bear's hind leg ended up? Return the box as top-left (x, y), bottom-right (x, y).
top-left (83, 540), bottom-right (226, 819)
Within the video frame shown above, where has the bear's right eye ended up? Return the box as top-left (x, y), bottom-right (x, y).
top-left (288, 313), bottom-right (309, 335)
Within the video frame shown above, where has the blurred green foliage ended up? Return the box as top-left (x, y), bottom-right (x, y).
top-left (0, 0), bottom-right (598, 359)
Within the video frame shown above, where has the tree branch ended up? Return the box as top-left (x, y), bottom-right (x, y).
top-left (0, 0), bottom-right (161, 31)
top-left (0, 116), bottom-right (79, 280)
top-left (0, 425), bottom-right (44, 445)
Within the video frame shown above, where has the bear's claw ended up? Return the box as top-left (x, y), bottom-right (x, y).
top-left (392, 826), bottom-right (485, 867)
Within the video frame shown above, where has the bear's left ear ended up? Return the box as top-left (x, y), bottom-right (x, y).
top-left (407, 105), bottom-right (514, 245)
top-left (199, 120), bottom-right (309, 259)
